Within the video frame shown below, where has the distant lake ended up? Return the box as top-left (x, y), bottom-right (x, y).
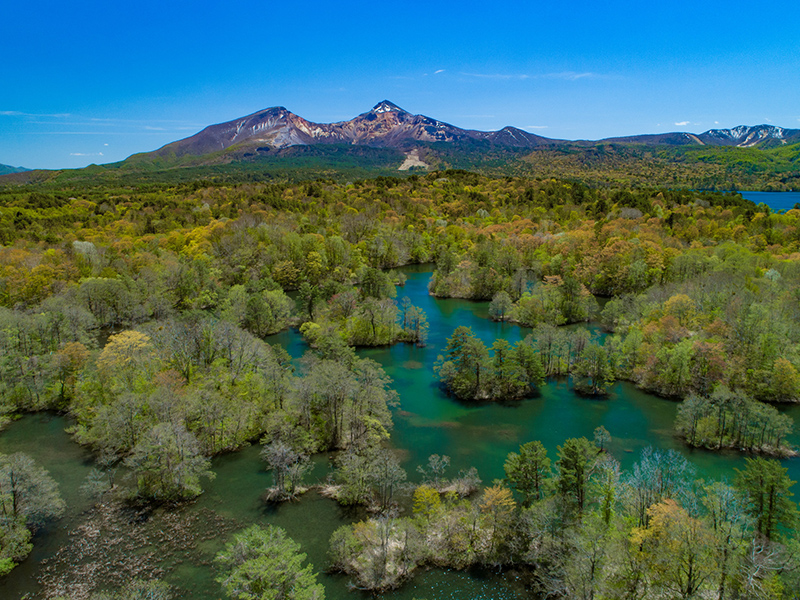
top-left (740, 191), bottom-right (800, 211)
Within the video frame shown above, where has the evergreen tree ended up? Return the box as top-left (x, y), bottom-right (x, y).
top-left (556, 437), bottom-right (597, 514)
top-left (735, 457), bottom-right (797, 540)
top-left (434, 326), bottom-right (489, 400)
top-left (504, 440), bottom-right (551, 506)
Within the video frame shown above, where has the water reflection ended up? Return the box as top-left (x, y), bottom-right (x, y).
top-left (1, 265), bottom-right (799, 599)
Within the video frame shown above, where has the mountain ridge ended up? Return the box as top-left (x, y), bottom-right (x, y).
top-left (0, 164), bottom-right (30, 176)
top-left (135, 101), bottom-right (800, 163)
top-left (141, 100), bottom-right (556, 162)
top-left (2, 103), bottom-right (798, 191)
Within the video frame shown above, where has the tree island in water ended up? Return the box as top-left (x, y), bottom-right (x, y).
top-left (1, 172), bottom-right (799, 599)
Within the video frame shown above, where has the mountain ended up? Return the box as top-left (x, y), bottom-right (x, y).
top-left (140, 102), bottom-right (800, 163)
top-left (601, 125), bottom-right (800, 148)
top-left (696, 125), bottom-right (800, 147)
top-left (141, 101), bottom-right (556, 161)
top-left (0, 164), bottom-right (29, 176)
top-left (2, 103), bottom-right (798, 191)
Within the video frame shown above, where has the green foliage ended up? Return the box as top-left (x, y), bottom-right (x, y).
top-left (434, 326), bottom-right (489, 400)
top-left (333, 445), bottom-right (407, 509)
top-left (125, 422), bottom-right (214, 501)
top-left (435, 326), bottom-right (546, 401)
top-left (571, 342), bottom-right (615, 396)
top-left (488, 291), bottom-right (513, 321)
top-left (735, 457), bottom-right (798, 540)
top-left (675, 387), bottom-right (793, 454)
top-left (504, 440), bottom-right (551, 506)
top-left (0, 452), bottom-right (64, 573)
top-left (332, 432), bottom-right (800, 596)
top-left (215, 525), bottom-right (325, 600)
top-left (556, 437), bottom-right (597, 514)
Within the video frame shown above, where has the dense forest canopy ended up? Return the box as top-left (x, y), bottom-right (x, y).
top-left (4, 136), bottom-right (800, 190)
top-left (1, 170), bottom-right (800, 598)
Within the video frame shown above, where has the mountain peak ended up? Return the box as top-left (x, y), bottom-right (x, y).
top-left (141, 103), bottom-right (800, 164)
top-left (699, 124), bottom-right (788, 147)
top-left (372, 100), bottom-right (406, 114)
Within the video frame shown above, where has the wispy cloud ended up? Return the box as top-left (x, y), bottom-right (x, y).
top-left (434, 69), bottom-right (445, 74)
top-left (525, 125), bottom-right (549, 130)
top-left (541, 71), bottom-right (598, 81)
top-left (3, 111), bottom-right (202, 132)
top-left (70, 152), bottom-right (104, 156)
top-left (675, 121), bottom-right (690, 126)
top-left (87, 117), bottom-right (199, 124)
top-left (1, 110), bottom-right (71, 118)
top-left (461, 71), bottom-right (606, 81)
top-left (461, 72), bottom-right (530, 80)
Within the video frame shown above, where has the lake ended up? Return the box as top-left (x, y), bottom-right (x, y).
top-left (1, 266), bottom-right (799, 599)
top-left (740, 191), bottom-right (800, 212)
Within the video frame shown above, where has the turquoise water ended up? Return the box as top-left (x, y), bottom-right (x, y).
top-left (1, 266), bottom-right (799, 599)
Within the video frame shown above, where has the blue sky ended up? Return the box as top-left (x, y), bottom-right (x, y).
top-left (2, 0), bottom-right (799, 170)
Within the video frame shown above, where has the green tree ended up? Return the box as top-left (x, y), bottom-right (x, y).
top-left (125, 422), bottom-right (215, 501)
top-left (297, 282), bottom-right (321, 321)
top-left (215, 525), bottom-right (325, 600)
top-left (504, 440), bottom-right (551, 506)
top-left (556, 437), bottom-right (597, 514)
top-left (735, 457), bottom-right (797, 540)
top-left (434, 326), bottom-right (489, 400)
top-left (0, 452), bottom-right (65, 574)
top-left (701, 481), bottom-right (749, 600)
top-left (244, 290), bottom-right (294, 337)
top-left (513, 339), bottom-right (546, 389)
top-left (399, 299), bottom-right (429, 347)
top-left (488, 339), bottom-right (527, 399)
top-left (412, 485), bottom-right (442, 519)
top-left (488, 291), bottom-right (513, 322)
top-left (572, 342), bottom-right (615, 396)
top-left (360, 267), bottom-right (396, 300)
top-left (0, 452), bottom-right (65, 526)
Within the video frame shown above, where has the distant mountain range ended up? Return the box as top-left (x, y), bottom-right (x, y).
top-left (139, 101), bottom-right (800, 161)
top-left (2, 102), bottom-right (798, 190)
top-left (0, 164), bottom-right (29, 176)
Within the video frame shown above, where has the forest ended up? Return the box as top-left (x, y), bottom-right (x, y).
top-left (0, 170), bottom-right (799, 598)
top-left (6, 136), bottom-right (800, 191)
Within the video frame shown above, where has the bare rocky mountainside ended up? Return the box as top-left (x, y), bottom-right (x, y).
top-left (145, 101), bottom-right (800, 160)
top-left (147, 101), bottom-right (554, 159)
top-left (600, 124), bottom-right (800, 148)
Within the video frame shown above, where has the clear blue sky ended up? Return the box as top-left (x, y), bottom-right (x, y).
top-left (2, 0), bottom-right (799, 170)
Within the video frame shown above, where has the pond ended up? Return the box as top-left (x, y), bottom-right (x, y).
top-left (2, 265), bottom-right (799, 599)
